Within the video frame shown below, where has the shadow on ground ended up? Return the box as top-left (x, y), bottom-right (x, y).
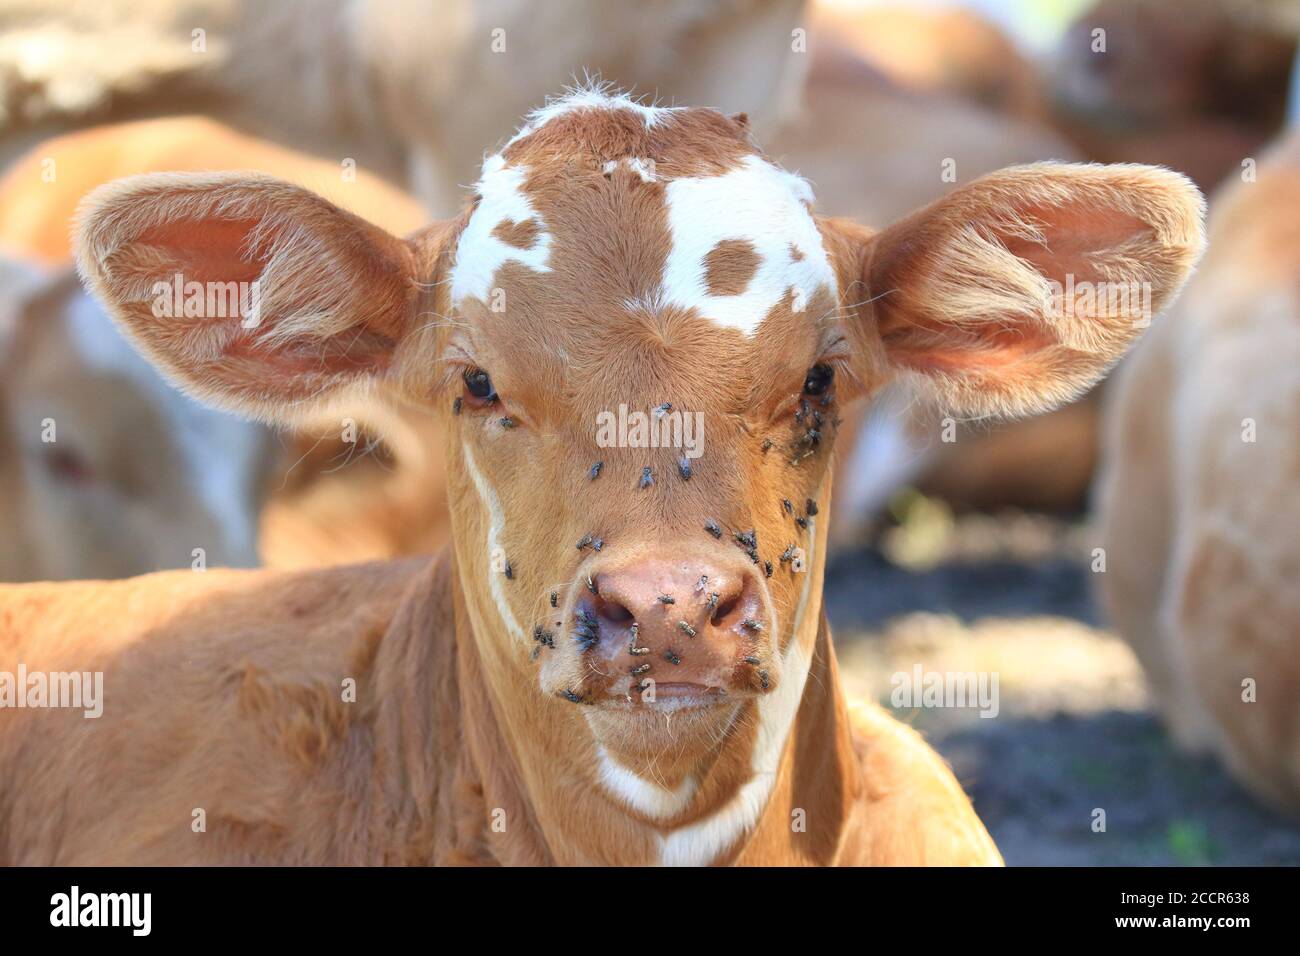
top-left (946, 710), bottom-right (1300, 866)
top-left (823, 532), bottom-right (1300, 866)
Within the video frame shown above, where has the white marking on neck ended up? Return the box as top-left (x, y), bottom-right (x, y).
top-left (460, 440), bottom-right (526, 642)
top-left (660, 155), bottom-right (835, 337)
top-left (656, 504), bottom-right (822, 866)
top-left (596, 745), bottom-right (699, 820)
top-left (449, 154), bottom-right (552, 308)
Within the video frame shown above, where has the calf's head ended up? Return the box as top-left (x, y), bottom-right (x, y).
top-left (1, 262), bottom-right (277, 581)
top-left (75, 89), bottom-right (1203, 763)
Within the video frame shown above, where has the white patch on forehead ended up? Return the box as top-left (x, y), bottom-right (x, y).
top-left (660, 155), bottom-right (835, 337)
top-left (601, 156), bottom-right (659, 183)
top-left (64, 289), bottom-right (267, 565)
top-left (506, 87), bottom-right (681, 150)
top-left (452, 88), bottom-right (681, 308)
top-left (449, 153), bottom-right (553, 308)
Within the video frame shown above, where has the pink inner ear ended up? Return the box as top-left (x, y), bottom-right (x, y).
top-left (222, 331), bottom-right (396, 375)
top-left (878, 303), bottom-right (1059, 375)
top-left (132, 215), bottom-right (397, 382)
top-left (1001, 203), bottom-right (1152, 282)
top-left (137, 218), bottom-right (266, 283)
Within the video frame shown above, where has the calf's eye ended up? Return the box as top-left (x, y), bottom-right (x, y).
top-left (803, 363), bottom-right (833, 396)
top-left (43, 446), bottom-right (96, 484)
top-left (462, 367), bottom-right (497, 403)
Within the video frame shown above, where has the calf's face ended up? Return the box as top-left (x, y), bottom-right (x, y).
top-left (75, 90), bottom-right (1204, 759)
top-left (1, 266), bottom-right (277, 581)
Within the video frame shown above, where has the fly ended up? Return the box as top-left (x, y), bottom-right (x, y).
top-left (573, 608), bottom-right (600, 652)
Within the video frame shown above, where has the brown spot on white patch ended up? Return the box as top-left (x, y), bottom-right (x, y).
top-left (491, 217), bottom-right (542, 250)
top-left (789, 243), bottom-right (805, 262)
top-left (703, 239), bottom-right (760, 296)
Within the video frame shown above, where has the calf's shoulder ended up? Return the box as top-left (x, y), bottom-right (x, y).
top-left (841, 701), bottom-right (1003, 866)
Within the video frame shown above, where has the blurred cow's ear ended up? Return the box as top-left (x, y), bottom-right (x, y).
top-left (824, 163), bottom-right (1206, 418)
top-left (74, 172), bottom-right (454, 424)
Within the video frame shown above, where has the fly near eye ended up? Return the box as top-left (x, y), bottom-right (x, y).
top-left (803, 363), bottom-right (833, 396)
top-left (463, 367), bottom-right (497, 401)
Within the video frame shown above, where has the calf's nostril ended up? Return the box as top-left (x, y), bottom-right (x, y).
top-left (596, 598), bottom-right (634, 625)
top-left (710, 593), bottom-right (742, 627)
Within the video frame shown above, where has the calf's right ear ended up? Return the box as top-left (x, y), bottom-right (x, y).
top-left (74, 172), bottom-right (453, 424)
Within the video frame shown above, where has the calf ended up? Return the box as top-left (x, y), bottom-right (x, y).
top-left (1097, 132), bottom-right (1300, 810)
top-left (0, 89), bottom-right (1203, 864)
top-left (0, 258), bottom-right (278, 580)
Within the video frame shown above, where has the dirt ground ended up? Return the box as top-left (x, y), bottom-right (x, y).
top-left (824, 505), bottom-right (1300, 866)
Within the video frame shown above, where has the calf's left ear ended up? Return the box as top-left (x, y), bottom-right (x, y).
top-left (74, 172), bottom-right (453, 424)
top-left (823, 162), bottom-right (1206, 418)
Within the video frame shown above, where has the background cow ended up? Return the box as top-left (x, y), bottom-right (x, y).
top-left (0, 256), bottom-right (278, 579)
top-left (0, 115), bottom-right (449, 575)
top-left (1097, 130), bottom-right (1300, 811)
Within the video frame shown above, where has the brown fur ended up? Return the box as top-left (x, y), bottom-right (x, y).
top-left (704, 239), bottom-right (761, 296)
